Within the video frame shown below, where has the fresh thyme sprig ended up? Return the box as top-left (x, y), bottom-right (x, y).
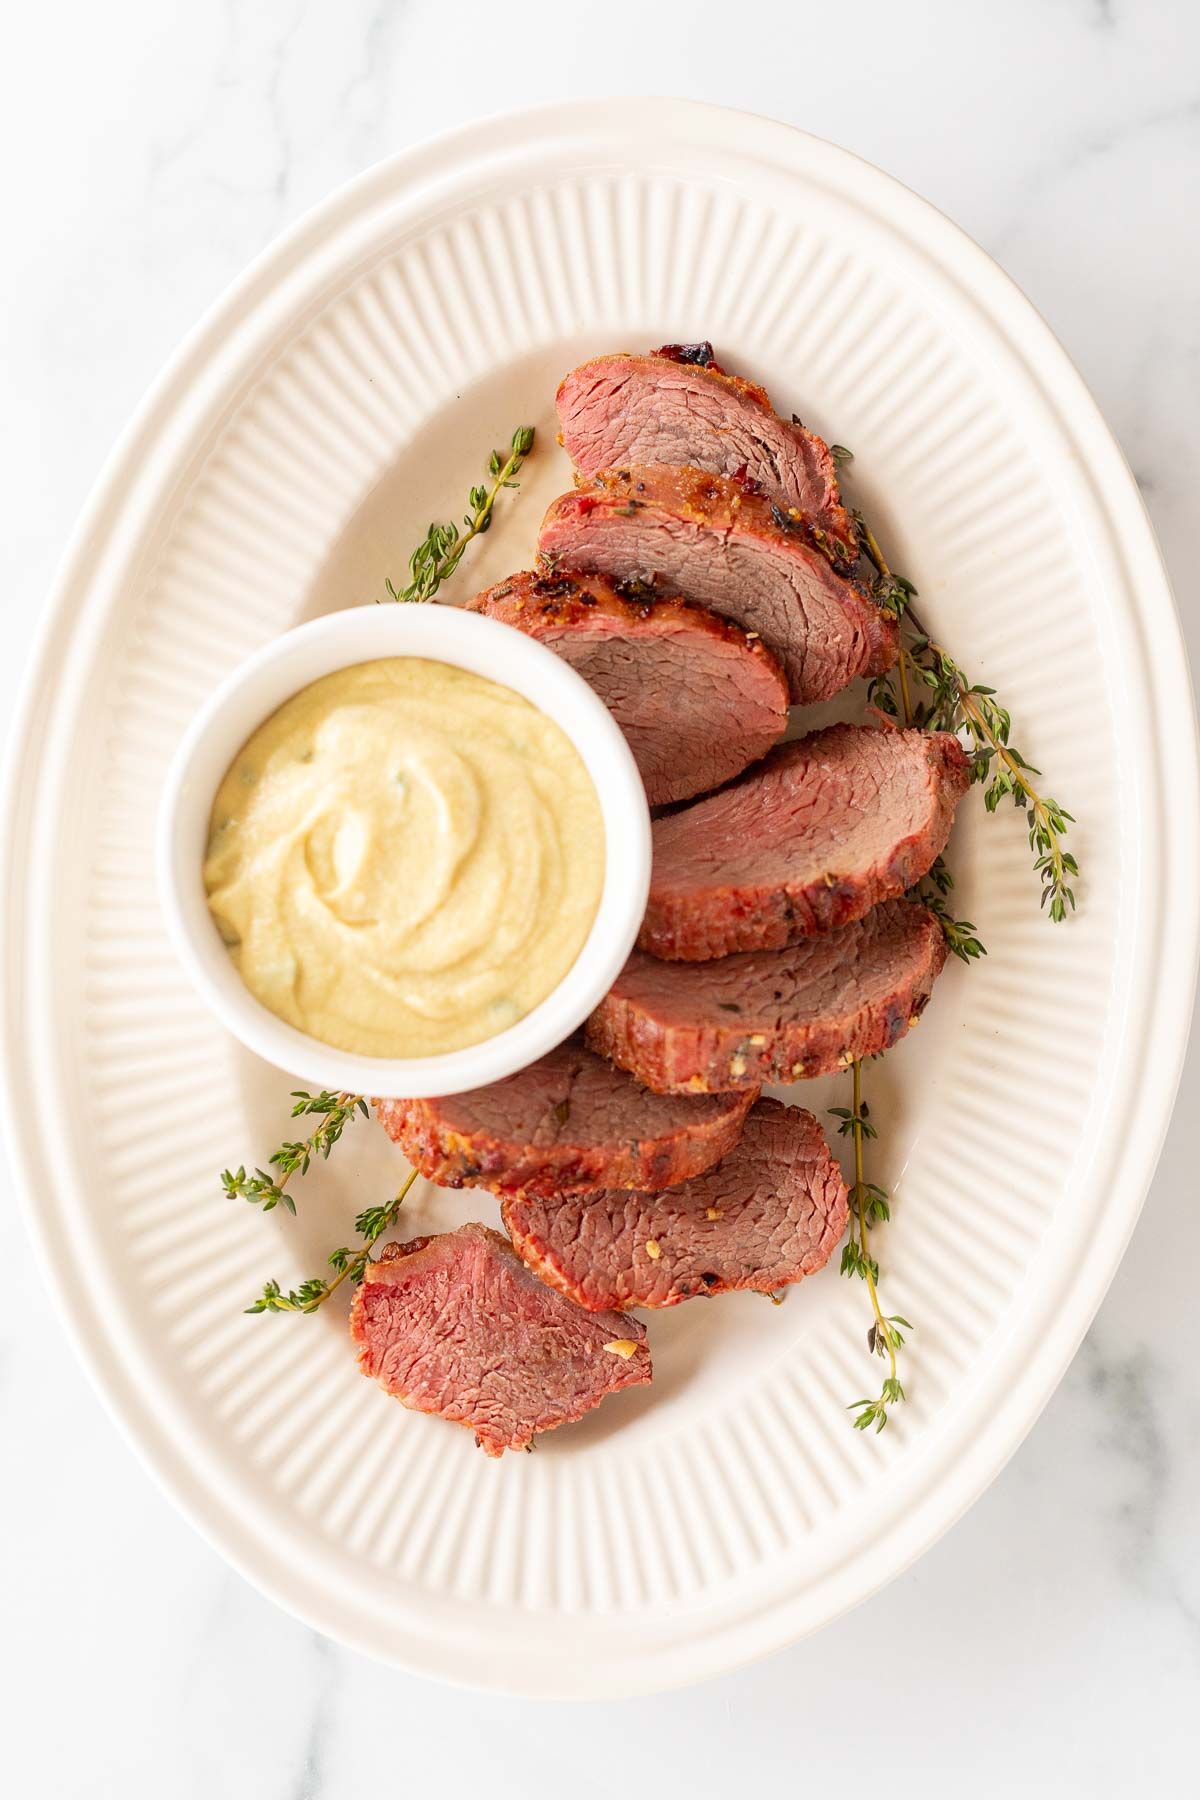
top-left (825, 469), bottom-right (1077, 1433)
top-left (857, 511), bottom-right (1078, 922)
top-left (917, 640), bottom-right (1078, 920)
top-left (245, 1168), bottom-right (420, 1314)
top-left (832, 1062), bottom-right (911, 1432)
top-left (221, 1090), bottom-right (367, 1215)
top-left (834, 509), bottom-right (975, 1431)
top-left (384, 426), bottom-right (536, 604)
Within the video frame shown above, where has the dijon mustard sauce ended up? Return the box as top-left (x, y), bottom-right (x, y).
top-left (204, 658), bottom-right (605, 1057)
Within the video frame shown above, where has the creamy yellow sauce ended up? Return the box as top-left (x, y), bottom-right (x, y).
top-left (204, 658), bottom-right (605, 1057)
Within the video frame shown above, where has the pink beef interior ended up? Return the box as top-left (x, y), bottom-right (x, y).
top-left (557, 351), bottom-right (854, 549)
top-left (350, 1223), bottom-right (650, 1456)
top-left (502, 1097), bottom-right (849, 1311)
top-left (538, 607), bottom-right (786, 805)
top-left (376, 1037), bottom-right (755, 1194)
top-left (469, 570), bottom-right (788, 805)
top-left (587, 901), bottom-right (947, 1090)
top-left (404, 1039), bottom-right (746, 1146)
top-left (538, 469), bottom-right (894, 706)
top-left (613, 903), bottom-right (938, 1033)
top-left (642, 724), bottom-right (970, 957)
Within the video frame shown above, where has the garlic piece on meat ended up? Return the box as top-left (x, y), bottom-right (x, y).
top-left (644, 1239), bottom-right (662, 1260)
top-left (603, 1339), bottom-right (641, 1360)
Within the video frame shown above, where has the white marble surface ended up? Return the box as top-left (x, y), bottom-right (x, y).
top-left (2, 1), bottom-right (1198, 1791)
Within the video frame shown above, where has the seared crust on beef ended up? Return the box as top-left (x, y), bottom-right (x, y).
top-left (501, 1098), bottom-right (848, 1311)
top-left (537, 465), bottom-right (897, 706)
top-left (468, 570), bottom-right (788, 805)
top-left (587, 901), bottom-right (948, 1093)
top-left (373, 1039), bottom-right (756, 1196)
top-left (350, 1223), bottom-right (650, 1456)
top-left (640, 725), bottom-right (971, 960)
top-left (556, 349), bottom-right (856, 554)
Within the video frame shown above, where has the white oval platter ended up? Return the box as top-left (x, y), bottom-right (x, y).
top-left (2, 100), bottom-right (1196, 1698)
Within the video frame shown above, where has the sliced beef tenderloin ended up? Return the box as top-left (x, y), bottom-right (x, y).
top-left (557, 346), bottom-right (855, 554)
top-left (538, 466), bottom-right (896, 705)
top-left (640, 724), bottom-right (971, 960)
top-left (501, 1097), bottom-right (848, 1311)
top-left (374, 1038), bottom-right (756, 1196)
top-left (587, 900), bottom-right (947, 1093)
top-left (350, 1222), bottom-right (650, 1456)
top-left (468, 570), bottom-right (788, 805)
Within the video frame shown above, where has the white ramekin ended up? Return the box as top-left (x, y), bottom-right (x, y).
top-left (157, 604), bottom-right (651, 1097)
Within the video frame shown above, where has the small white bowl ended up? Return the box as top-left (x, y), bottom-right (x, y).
top-left (158, 604), bottom-right (651, 1097)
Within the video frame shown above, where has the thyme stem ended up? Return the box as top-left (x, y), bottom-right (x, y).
top-left (912, 623), bottom-right (1074, 916)
top-left (222, 1090), bottom-right (367, 1215)
top-left (245, 1167), bottom-right (420, 1315)
top-left (385, 426), bottom-right (536, 605)
top-left (856, 515), bottom-right (892, 584)
top-left (857, 506), bottom-right (1077, 923)
top-left (847, 519), bottom-right (906, 1425)
top-left (837, 474), bottom-right (1077, 1433)
top-left (852, 1063), bottom-right (894, 1386)
top-left (851, 605), bottom-right (902, 1418)
top-left (832, 1068), bottom-right (910, 1433)
top-left (896, 643), bottom-right (914, 727)
top-left (319, 1168), bottom-right (421, 1306)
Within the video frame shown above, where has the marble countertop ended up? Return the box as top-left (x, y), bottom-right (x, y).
top-left (2, 2), bottom-right (1197, 1792)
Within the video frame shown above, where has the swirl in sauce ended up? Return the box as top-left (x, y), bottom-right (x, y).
top-left (204, 658), bottom-right (605, 1057)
